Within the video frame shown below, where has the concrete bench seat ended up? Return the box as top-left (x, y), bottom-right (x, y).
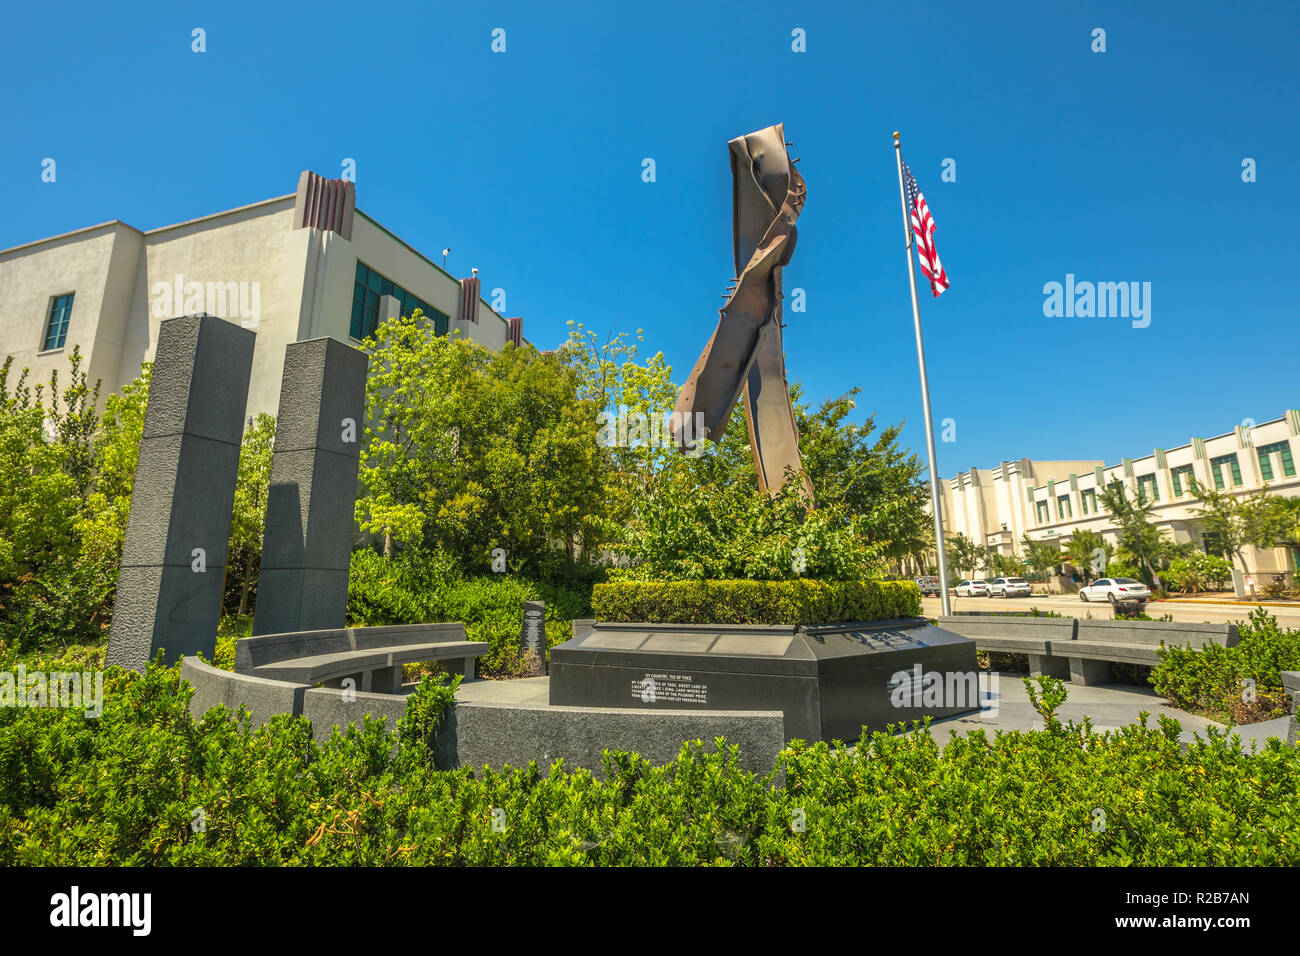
top-left (1064, 620), bottom-right (1238, 684)
top-left (249, 641), bottom-right (487, 689)
top-left (939, 613), bottom-right (1238, 685)
top-left (1065, 640), bottom-right (1163, 666)
top-left (236, 623), bottom-right (485, 694)
top-left (938, 615), bottom-right (1075, 676)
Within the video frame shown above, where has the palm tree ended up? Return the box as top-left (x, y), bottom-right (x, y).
top-left (1067, 528), bottom-right (1110, 585)
top-left (1019, 534), bottom-right (1064, 583)
top-left (1097, 480), bottom-right (1164, 589)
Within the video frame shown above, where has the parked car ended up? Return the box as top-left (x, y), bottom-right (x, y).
top-left (914, 576), bottom-right (942, 597)
top-left (989, 577), bottom-right (1032, 597)
top-left (955, 579), bottom-right (991, 597)
top-left (1079, 577), bottom-right (1151, 604)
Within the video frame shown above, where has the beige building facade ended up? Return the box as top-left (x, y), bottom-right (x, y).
top-left (0, 171), bottom-right (521, 418)
top-left (932, 411), bottom-right (1300, 583)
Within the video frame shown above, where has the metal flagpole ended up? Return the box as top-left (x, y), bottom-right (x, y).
top-left (893, 131), bottom-right (952, 616)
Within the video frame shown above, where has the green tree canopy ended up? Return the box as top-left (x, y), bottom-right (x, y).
top-left (356, 313), bottom-right (611, 577)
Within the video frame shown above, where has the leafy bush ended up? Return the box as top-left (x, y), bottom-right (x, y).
top-left (1164, 553), bottom-right (1234, 594)
top-left (1151, 608), bottom-right (1300, 723)
top-left (347, 548), bottom-right (587, 676)
top-left (3, 652), bottom-right (1299, 865)
top-left (1101, 561), bottom-right (1143, 582)
top-left (612, 472), bottom-right (887, 582)
top-left (593, 579), bottom-right (920, 625)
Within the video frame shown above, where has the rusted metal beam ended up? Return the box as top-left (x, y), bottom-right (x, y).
top-left (671, 123), bottom-right (813, 500)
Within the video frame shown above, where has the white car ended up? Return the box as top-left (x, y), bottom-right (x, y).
top-left (1079, 577), bottom-right (1151, 604)
top-left (989, 577), bottom-right (1032, 597)
top-left (955, 579), bottom-right (991, 597)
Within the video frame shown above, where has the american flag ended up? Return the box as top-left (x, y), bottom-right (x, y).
top-left (902, 160), bottom-right (949, 297)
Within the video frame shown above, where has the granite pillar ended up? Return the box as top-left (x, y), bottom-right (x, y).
top-left (252, 337), bottom-right (368, 635)
top-left (106, 314), bottom-right (255, 670)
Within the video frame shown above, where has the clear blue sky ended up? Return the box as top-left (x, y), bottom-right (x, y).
top-left (3, 0), bottom-right (1296, 480)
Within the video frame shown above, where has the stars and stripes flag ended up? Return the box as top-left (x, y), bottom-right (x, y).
top-left (901, 160), bottom-right (949, 297)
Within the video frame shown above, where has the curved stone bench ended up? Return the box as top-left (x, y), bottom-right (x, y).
top-left (940, 614), bottom-right (1239, 685)
top-left (235, 623), bottom-right (487, 693)
top-left (180, 656), bottom-right (786, 775)
top-left (1066, 620), bottom-right (1238, 684)
top-left (938, 614), bottom-right (1077, 679)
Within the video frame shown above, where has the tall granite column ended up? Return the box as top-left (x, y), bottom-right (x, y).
top-left (252, 337), bottom-right (368, 635)
top-left (106, 314), bottom-right (256, 670)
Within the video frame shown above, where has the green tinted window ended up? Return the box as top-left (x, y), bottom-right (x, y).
top-left (1257, 441), bottom-right (1296, 481)
top-left (350, 261), bottom-right (450, 341)
top-left (42, 293), bottom-right (75, 351)
top-left (1210, 453), bottom-right (1242, 490)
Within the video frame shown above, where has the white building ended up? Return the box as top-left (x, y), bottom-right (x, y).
top-left (933, 411), bottom-right (1300, 583)
top-left (0, 171), bottom-right (524, 417)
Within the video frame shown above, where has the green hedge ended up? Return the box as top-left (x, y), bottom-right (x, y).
top-left (347, 549), bottom-right (588, 676)
top-left (3, 654), bottom-right (1299, 865)
top-left (592, 579), bottom-right (920, 625)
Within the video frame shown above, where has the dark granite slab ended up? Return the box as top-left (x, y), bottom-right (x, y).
top-left (549, 618), bottom-right (980, 743)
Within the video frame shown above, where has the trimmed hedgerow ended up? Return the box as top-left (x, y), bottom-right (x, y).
top-left (591, 579), bottom-right (921, 625)
top-left (2, 654), bottom-right (1299, 866)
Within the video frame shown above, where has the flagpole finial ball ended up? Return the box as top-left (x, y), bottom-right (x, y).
top-left (893, 131), bottom-right (900, 140)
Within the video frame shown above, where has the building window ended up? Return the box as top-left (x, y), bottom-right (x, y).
top-left (1171, 464), bottom-right (1195, 497)
top-left (1056, 494), bottom-right (1072, 520)
top-left (1080, 489), bottom-right (1096, 515)
top-left (1257, 441), bottom-right (1296, 482)
top-left (41, 293), bottom-right (75, 352)
top-left (1036, 500), bottom-right (1049, 523)
top-left (1201, 531), bottom-right (1228, 558)
top-left (1210, 453), bottom-right (1243, 490)
top-left (1137, 473), bottom-right (1159, 502)
top-left (350, 262), bottom-right (449, 341)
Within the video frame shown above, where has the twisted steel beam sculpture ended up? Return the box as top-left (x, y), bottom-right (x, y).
top-left (670, 123), bottom-right (813, 500)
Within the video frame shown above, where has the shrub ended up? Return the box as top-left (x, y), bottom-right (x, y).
top-left (592, 579), bottom-right (920, 625)
top-left (346, 548), bottom-right (588, 676)
top-left (1102, 561), bottom-right (1143, 582)
top-left (1165, 553), bottom-right (1234, 594)
top-left (3, 651), bottom-right (1300, 865)
top-left (1151, 608), bottom-right (1300, 723)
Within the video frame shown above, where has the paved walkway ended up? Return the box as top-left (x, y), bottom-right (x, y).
top-left (922, 674), bottom-right (1225, 740)
top-left (451, 673), bottom-right (1296, 751)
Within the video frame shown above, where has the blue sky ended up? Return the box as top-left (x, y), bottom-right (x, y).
top-left (3, 0), bottom-right (1297, 480)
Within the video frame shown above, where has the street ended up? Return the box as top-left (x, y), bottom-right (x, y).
top-left (921, 594), bottom-right (1300, 628)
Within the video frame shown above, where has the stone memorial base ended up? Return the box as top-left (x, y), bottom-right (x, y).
top-left (549, 618), bottom-right (980, 743)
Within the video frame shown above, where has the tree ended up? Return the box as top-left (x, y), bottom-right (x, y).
top-left (943, 533), bottom-right (984, 579)
top-left (1019, 535), bottom-right (1064, 582)
top-left (0, 350), bottom-right (114, 650)
top-left (78, 365), bottom-right (151, 577)
top-left (1066, 528), bottom-right (1110, 584)
top-left (1189, 480), bottom-right (1292, 584)
top-left (982, 549), bottom-right (1022, 578)
top-left (1097, 480), bottom-right (1165, 588)
top-left (228, 414), bottom-right (276, 615)
top-left (357, 312), bottom-right (612, 576)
